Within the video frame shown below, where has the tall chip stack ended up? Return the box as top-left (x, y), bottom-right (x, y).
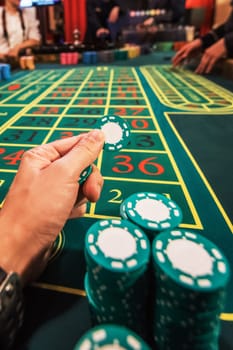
top-left (84, 219), bottom-right (151, 340)
top-left (152, 229), bottom-right (230, 350)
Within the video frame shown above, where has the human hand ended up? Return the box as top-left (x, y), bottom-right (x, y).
top-left (143, 17), bottom-right (154, 27)
top-left (195, 38), bottom-right (227, 74)
top-left (136, 17), bottom-right (154, 31)
top-left (172, 38), bottom-right (202, 67)
top-left (96, 28), bottom-right (110, 38)
top-left (7, 45), bottom-right (21, 58)
top-left (108, 6), bottom-right (120, 23)
top-left (0, 130), bottom-right (105, 285)
top-left (0, 53), bottom-right (7, 61)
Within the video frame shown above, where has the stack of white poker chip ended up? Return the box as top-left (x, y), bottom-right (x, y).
top-left (151, 229), bottom-right (230, 350)
top-left (84, 219), bottom-right (151, 339)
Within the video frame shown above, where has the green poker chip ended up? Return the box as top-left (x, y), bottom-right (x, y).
top-left (85, 271), bottom-right (149, 313)
top-left (73, 324), bottom-right (151, 350)
top-left (85, 219), bottom-right (150, 273)
top-left (49, 231), bottom-right (65, 261)
top-left (96, 114), bottom-right (131, 151)
top-left (151, 230), bottom-right (229, 350)
top-left (84, 215), bottom-right (150, 328)
top-left (152, 229), bottom-right (230, 292)
top-left (78, 164), bottom-right (92, 184)
top-left (122, 192), bottom-right (183, 232)
top-left (120, 201), bottom-right (129, 220)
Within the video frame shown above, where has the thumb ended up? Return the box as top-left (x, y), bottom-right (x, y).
top-left (55, 129), bottom-right (105, 180)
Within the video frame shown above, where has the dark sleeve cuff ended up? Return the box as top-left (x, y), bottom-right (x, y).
top-left (225, 32), bottom-right (233, 57)
top-left (201, 24), bottom-right (225, 49)
top-left (0, 272), bottom-right (24, 349)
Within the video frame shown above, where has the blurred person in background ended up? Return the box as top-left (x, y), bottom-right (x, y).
top-left (0, 0), bottom-right (40, 61)
top-left (172, 1), bottom-right (233, 74)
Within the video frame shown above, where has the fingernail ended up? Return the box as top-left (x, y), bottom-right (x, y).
top-left (89, 129), bottom-right (105, 142)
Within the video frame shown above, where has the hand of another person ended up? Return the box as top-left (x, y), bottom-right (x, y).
top-left (0, 130), bottom-right (105, 285)
top-left (96, 27), bottom-right (110, 38)
top-left (172, 38), bottom-right (202, 67)
top-left (0, 53), bottom-right (7, 61)
top-left (136, 17), bottom-right (154, 31)
top-left (195, 38), bottom-right (227, 74)
top-left (7, 45), bottom-right (21, 58)
top-left (143, 17), bottom-right (154, 27)
top-left (108, 6), bottom-right (120, 23)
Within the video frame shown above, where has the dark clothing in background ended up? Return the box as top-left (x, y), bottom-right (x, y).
top-left (201, 8), bottom-right (233, 57)
top-left (84, 0), bottom-right (126, 44)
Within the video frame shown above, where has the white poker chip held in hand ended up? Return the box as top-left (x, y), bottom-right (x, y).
top-left (96, 115), bottom-right (131, 151)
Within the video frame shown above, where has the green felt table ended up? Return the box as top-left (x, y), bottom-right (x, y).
top-left (0, 52), bottom-right (232, 350)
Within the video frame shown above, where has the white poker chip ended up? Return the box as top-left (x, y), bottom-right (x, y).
top-left (122, 192), bottom-right (183, 231)
top-left (85, 219), bottom-right (150, 272)
top-left (152, 229), bottom-right (230, 291)
top-left (96, 115), bottom-right (131, 151)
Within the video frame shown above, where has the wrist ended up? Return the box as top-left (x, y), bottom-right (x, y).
top-left (193, 38), bottom-right (202, 48)
top-left (0, 215), bottom-right (43, 286)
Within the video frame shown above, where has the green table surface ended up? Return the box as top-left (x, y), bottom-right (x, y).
top-left (0, 51), bottom-right (232, 350)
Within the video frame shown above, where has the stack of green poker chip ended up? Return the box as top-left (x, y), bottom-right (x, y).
top-left (78, 165), bottom-right (92, 184)
top-left (120, 192), bottom-right (183, 241)
top-left (96, 115), bottom-right (131, 151)
top-left (73, 324), bottom-right (151, 350)
top-left (151, 229), bottom-right (230, 350)
top-left (114, 48), bottom-right (127, 60)
top-left (100, 50), bottom-right (115, 63)
top-left (84, 219), bottom-right (151, 338)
